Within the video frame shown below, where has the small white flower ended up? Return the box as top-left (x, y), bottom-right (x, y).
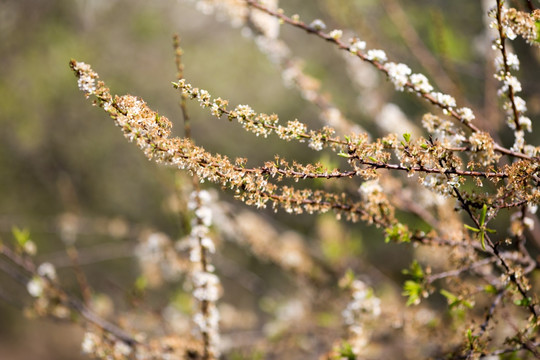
top-left (523, 145), bottom-right (538, 157)
top-left (502, 75), bottom-right (522, 93)
top-left (309, 19), bottom-right (326, 31)
top-left (195, 206), bottom-right (213, 226)
top-left (77, 74), bottom-right (96, 95)
top-left (329, 29), bottom-right (343, 40)
top-left (494, 53), bottom-right (519, 72)
top-left (518, 116), bottom-right (532, 132)
top-left (349, 39), bottom-right (366, 53)
top-left (365, 49), bottom-right (387, 63)
top-left (201, 237), bottom-right (216, 253)
top-left (190, 246), bottom-right (201, 262)
top-left (385, 62), bottom-right (411, 91)
top-left (359, 180), bottom-right (382, 197)
top-left (410, 73), bottom-right (433, 93)
top-left (37, 262), bottom-right (57, 281)
top-left (23, 241), bottom-right (37, 256)
top-left (81, 332), bottom-right (99, 354)
top-left (27, 277), bottom-right (44, 297)
top-left (431, 92), bottom-right (456, 108)
top-left (506, 53), bottom-right (520, 70)
top-left (523, 217), bottom-right (534, 230)
top-left (192, 271), bottom-right (221, 302)
top-left (513, 97), bottom-right (527, 113)
top-left (456, 107), bottom-right (475, 122)
top-left (504, 26), bottom-right (517, 40)
top-left (510, 130), bottom-right (525, 152)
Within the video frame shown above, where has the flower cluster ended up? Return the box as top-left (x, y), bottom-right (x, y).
top-left (186, 189), bottom-right (221, 358)
top-left (384, 62), bottom-right (412, 91)
top-left (75, 61), bottom-right (97, 96)
top-left (340, 279), bottom-right (381, 356)
top-left (490, 2), bottom-right (534, 153)
top-left (500, 7), bottom-right (540, 46)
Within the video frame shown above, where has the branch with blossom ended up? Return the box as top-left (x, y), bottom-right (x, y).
top-left (3, 1), bottom-right (540, 359)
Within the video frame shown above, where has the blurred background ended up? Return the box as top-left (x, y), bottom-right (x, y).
top-left (0, 0), bottom-right (539, 359)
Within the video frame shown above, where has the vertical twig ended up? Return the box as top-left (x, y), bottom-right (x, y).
top-left (173, 34), bottom-right (215, 360)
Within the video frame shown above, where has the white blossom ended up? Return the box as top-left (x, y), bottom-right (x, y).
top-left (37, 262), bottom-right (57, 281)
top-left (349, 39), bottom-right (366, 53)
top-left (410, 73), bottom-right (433, 93)
top-left (27, 277), bottom-right (44, 297)
top-left (309, 19), bottom-right (326, 31)
top-left (431, 92), bottom-right (456, 108)
top-left (513, 96), bottom-right (527, 113)
top-left (329, 29), bottom-right (343, 40)
top-left (518, 116), bottom-right (532, 132)
top-left (359, 180), bottom-right (382, 197)
top-left (365, 49), bottom-right (387, 63)
top-left (195, 206), bottom-right (213, 226)
top-left (385, 62), bottom-right (411, 91)
top-left (456, 107), bottom-right (475, 122)
top-left (81, 332), bottom-right (99, 354)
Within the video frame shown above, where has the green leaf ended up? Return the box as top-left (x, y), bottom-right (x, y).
top-left (368, 156), bottom-right (378, 163)
top-left (466, 328), bottom-right (478, 345)
top-left (403, 280), bottom-right (422, 306)
top-left (464, 224), bottom-right (480, 232)
top-left (12, 226), bottom-right (30, 247)
top-left (384, 223), bottom-right (410, 243)
top-left (402, 260), bottom-right (424, 282)
top-left (338, 342), bottom-right (356, 360)
top-left (440, 289), bottom-right (458, 304)
top-left (466, 328), bottom-right (473, 343)
top-left (403, 133), bottom-right (411, 143)
top-left (480, 231), bottom-right (486, 250)
top-left (337, 152), bottom-right (350, 158)
top-left (479, 204), bottom-right (487, 226)
top-left (441, 289), bottom-right (473, 309)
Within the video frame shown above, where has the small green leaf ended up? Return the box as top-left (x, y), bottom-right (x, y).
top-left (337, 152), bottom-right (350, 158)
top-left (466, 328), bottom-right (478, 345)
top-left (479, 204), bottom-right (487, 226)
top-left (420, 143), bottom-right (428, 150)
top-left (402, 260), bottom-right (424, 282)
top-left (338, 342), bottom-right (356, 360)
top-left (403, 280), bottom-right (422, 306)
top-left (403, 133), bottom-right (411, 143)
top-left (466, 329), bottom-right (472, 342)
top-left (464, 224), bottom-right (480, 232)
top-left (12, 226), bottom-right (30, 247)
top-left (385, 223), bottom-right (410, 243)
top-left (440, 289), bottom-right (458, 304)
top-left (441, 289), bottom-right (473, 309)
top-left (368, 156), bottom-right (378, 163)
top-left (484, 284), bottom-right (497, 294)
